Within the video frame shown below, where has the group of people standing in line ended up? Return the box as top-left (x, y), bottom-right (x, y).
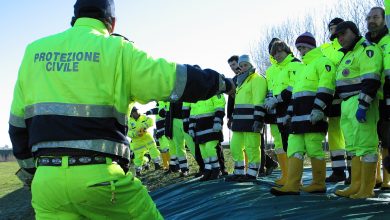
top-left (129, 6), bottom-right (390, 200)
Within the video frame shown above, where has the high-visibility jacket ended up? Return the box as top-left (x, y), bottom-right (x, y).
top-left (189, 95), bottom-right (225, 143)
top-left (320, 39), bottom-right (344, 117)
top-left (272, 54), bottom-right (302, 125)
top-left (145, 101), bottom-right (169, 139)
top-left (321, 38), bottom-right (344, 66)
top-left (335, 37), bottom-right (382, 111)
top-left (265, 61), bottom-right (278, 124)
top-left (366, 28), bottom-right (390, 120)
top-left (9, 18), bottom-right (229, 170)
top-left (232, 72), bottom-right (267, 132)
top-left (290, 47), bottom-right (336, 134)
top-left (128, 115), bottom-right (154, 145)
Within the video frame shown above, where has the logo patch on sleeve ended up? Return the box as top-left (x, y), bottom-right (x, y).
top-left (366, 50), bottom-right (374, 58)
top-left (325, 65), bottom-right (332, 72)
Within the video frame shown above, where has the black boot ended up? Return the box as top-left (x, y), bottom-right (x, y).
top-left (239, 174), bottom-right (257, 182)
top-left (209, 168), bottom-right (221, 180)
top-left (194, 170), bottom-right (204, 177)
top-left (265, 156), bottom-right (279, 176)
top-left (180, 168), bottom-right (189, 177)
top-left (165, 164), bottom-right (180, 174)
top-left (225, 174), bottom-right (245, 182)
top-left (200, 169), bottom-right (212, 181)
top-left (325, 169), bottom-right (346, 183)
top-left (154, 163), bottom-right (161, 170)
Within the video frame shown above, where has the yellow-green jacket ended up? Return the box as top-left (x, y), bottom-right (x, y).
top-left (232, 72), bottom-right (267, 132)
top-left (335, 37), bottom-right (382, 111)
top-left (128, 115), bottom-right (154, 146)
top-left (290, 47), bottom-right (336, 134)
top-left (9, 18), bottom-right (229, 170)
top-left (189, 95), bottom-right (225, 143)
top-left (272, 54), bottom-right (303, 125)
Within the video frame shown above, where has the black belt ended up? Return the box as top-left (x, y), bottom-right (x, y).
top-left (37, 156), bottom-right (111, 166)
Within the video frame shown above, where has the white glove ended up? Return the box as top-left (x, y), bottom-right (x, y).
top-left (310, 109), bottom-right (325, 124)
top-left (252, 121), bottom-right (263, 132)
top-left (265, 96), bottom-right (278, 110)
top-left (212, 122), bottom-right (222, 132)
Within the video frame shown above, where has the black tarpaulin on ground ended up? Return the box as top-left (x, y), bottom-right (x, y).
top-left (151, 168), bottom-right (390, 220)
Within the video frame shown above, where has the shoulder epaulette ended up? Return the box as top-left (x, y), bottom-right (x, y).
top-left (291, 57), bottom-right (301, 62)
top-left (361, 40), bottom-right (374, 48)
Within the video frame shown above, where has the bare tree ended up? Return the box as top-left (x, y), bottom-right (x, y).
top-left (251, 0), bottom-right (384, 74)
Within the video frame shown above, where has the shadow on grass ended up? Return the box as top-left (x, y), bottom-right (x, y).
top-left (0, 188), bottom-right (34, 220)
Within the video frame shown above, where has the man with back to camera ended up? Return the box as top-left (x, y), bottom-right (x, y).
top-left (9, 0), bottom-right (234, 218)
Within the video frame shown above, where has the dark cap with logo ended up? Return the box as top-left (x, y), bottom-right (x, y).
top-left (335, 21), bottom-right (360, 36)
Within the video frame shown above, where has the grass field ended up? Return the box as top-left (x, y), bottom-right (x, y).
top-left (0, 161), bottom-right (23, 198)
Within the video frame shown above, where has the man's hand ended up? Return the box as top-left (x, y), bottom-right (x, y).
top-left (356, 107), bottom-right (367, 123)
top-left (310, 109), bottom-right (325, 125)
top-left (281, 115), bottom-right (291, 126)
top-left (225, 78), bottom-right (236, 96)
top-left (158, 109), bottom-right (166, 118)
top-left (252, 121), bottom-right (263, 133)
top-left (264, 96), bottom-right (278, 110)
top-left (212, 122), bottom-right (222, 132)
top-left (16, 168), bottom-right (34, 190)
top-left (227, 119), bottom-right (232, 129)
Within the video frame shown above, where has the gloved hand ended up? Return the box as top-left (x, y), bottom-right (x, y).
top-left (310, 109), bottom-right (325, 125)
top-left (264, 96), bottom-right (278, 110)
top-left (281, 115), bottom-right (291, 126)
top-left (212, 122), bottom-right (222, 132)
top-left (227, 119), bottom-right (232, 129)
top-left (356, 107), bottom-right (367, 123)
top-left (252, 121), bottom-right (263, 132)
top-left (15, 168), bottom-right (34, 190)
top-left (189, 129), bottom-right (195, 138)
top-left (158, 109), bottom-right (166, 118)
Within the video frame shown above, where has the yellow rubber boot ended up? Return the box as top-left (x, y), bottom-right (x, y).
top-left (270, 157), bottom-right (303, 196)
top-left (275, 153), bottom-right (288, 185)
top-left (350, 161), bottom-right (377, 199)
top-left (335, 156), bottom-right (361, 197)
top-left (301, 158), bottom-right (326, 193)
top-left (375, 154), bottom-right (383, 188)
top-left (161, 152), bottom-right (170, 170)
top-left (382, 148), bottom-right (390, 189)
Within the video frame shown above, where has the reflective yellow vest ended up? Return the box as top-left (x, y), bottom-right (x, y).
top-left (290, 47), bottom-right (336, 134)
top-left (232, 72), bottom-right (267, 132)
top-left (336, 37), bottom-right (382, 110)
